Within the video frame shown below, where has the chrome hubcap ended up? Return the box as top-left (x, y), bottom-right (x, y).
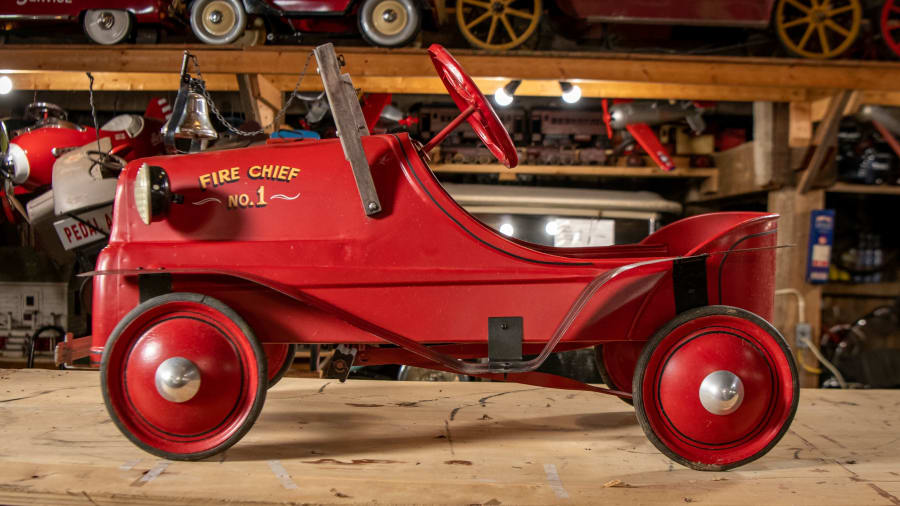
top-left (99, 12), bottom-right (115, 30)
top-left (382, 9), bottom-right (397, 22)
top-left (208, 10), bottom-right (223, 24)
top-left (155, 357), bottom-right (202, 403)
top-left (698, 370), bottom-right (744, 415)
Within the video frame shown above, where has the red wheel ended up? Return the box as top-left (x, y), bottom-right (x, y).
top-left (593, 342), bottom-right (644, 406)
top-left (264, 343), bottom-right (296, 389)
top-left (882, 0), bottom-right (900, 59)
top-left (427, 44), bottom-right (518, 168)
top-left (633, 306), bottom-right (798, 471)
top-left (101, 293), bottom-right (267, 461)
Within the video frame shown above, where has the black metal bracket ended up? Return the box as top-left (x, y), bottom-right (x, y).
top-left (673, 254), bottom-right (709, 314)
top-left (488, 316), bottom-right (523, 363)
top-left (322, 344), bottom-right (357, 382)
top-left (138, 273), bottom-right (172, 303)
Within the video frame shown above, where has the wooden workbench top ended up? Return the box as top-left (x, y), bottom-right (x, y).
top-left (0, 369), bottom-right (897, 505)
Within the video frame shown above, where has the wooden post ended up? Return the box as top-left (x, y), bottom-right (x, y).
top-left (768, 188), bottom-right (825, 388)
top-left (789, 101), bottom-right (812, 148)
top-left (798, 90), bottom-right (852, 193)
top-left (237, 73), bottom-right (283, 133)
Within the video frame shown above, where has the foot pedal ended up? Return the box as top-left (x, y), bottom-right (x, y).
top-left (322, 344), bottom-right (357, 382)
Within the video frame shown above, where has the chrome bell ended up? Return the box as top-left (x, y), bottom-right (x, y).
top-left (161, 91), bottom-right (218, 141)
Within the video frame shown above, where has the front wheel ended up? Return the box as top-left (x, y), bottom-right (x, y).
top-left (190, 0), bottom-right (247, 45)
top-left (101, 293), bottom-right (267, 461)
top-left (83, 10), bottom-right (133, 45)
top-left (265, 343), bottom-right (296, 389)
top-left (358, 0), bottom-right (421, 47)
top-left (633, 305), bottom-right (798, 471)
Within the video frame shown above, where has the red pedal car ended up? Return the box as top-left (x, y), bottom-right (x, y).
top-left (16, 44), bottom-right (798, 471)
top-left (0, 1), bottom-right (183, 45)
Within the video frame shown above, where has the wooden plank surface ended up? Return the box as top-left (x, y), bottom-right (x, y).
top-left (0, 370), bottom-right (897, 505)
top-left (5, 45), bottom-right (900, 103)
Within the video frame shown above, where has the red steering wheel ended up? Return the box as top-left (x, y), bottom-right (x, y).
top-left (426, 44), bottom-right (518, 168)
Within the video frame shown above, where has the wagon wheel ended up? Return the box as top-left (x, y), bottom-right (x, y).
top-left (882, 0), bottom-right (900, 58)
top-left (774, 0), bottom-right (862, 59)
top-left (633, 306), bottom-right (798, 471)
top-left (593, 342), bottom-right (644, 406)
top-left (101, 293), bottom-right (267, 461)
top-left (456, 0), bottom-right (542, 51)
top-left (264, 343), bottom-right (296, 389)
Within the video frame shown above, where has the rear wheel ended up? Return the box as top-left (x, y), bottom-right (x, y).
top-left (882, 0), bottom-right (900, 59)
top-left (265, 343), bottom-right (296, 389)
top-left (83, 10), bottom-right (133, 45)
top-left (358, 0), bottom-right (421, 47)
top-left (774, 0), bottom-right (861, 59)
top-left (633, 305), bottom-right (798, 471)
top-left (190, 0), bottom-right (247, 45)
top-left (101, 293), bottom-right (267, 461)
top-left (593, 342), bottom-right (644, 406)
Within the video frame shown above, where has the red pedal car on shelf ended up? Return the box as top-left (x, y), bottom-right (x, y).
top-left (0, 1), bottom-right (184, 45)
top-left (188, 0), bottom-right (425, 46)
top-left (12, 43), bottom-right (797, 471)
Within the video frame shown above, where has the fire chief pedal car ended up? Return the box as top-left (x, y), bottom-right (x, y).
top-left (24, 43), bottom-right (798, 471)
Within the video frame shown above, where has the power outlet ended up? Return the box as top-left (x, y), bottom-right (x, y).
top-left (795, 322), bottom-right (812, 349)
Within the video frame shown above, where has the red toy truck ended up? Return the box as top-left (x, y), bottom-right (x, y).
top-left (11, 43), bottom-right (798, 471)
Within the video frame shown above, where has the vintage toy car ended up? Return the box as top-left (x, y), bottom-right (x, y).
top-left (457, 0), bottom-right (862, 59)
top-left (0, 1), bottom-right (184, 45)
top-left (6, 43), bottom-right (798, 471)
top-left (188, 0), bottom-right (425, 46)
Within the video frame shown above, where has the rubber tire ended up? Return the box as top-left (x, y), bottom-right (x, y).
top-left (190, 0), bottom-right (247, 45)
top-left (632, 305), bottom-right (799, 472)
top-left (101, 292), bottom-right (267, 461)
top-left (593, 344), bottom-right (634, 406)
top-left (357, 0), bottom-right (421, 48)
top-left (267, 343), bottom-right (296, 389)
top-left (83, 10), bottom-right (133, 45)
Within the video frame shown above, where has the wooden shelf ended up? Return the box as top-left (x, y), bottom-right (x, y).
top-left (826, 183), bottom-right (900, 195)
top-left (823, 282), bottom-right (900, 297)
top-left (3, 44), bottom-right (900, 104)
top-left (432, 163), bottom-right (716, 178)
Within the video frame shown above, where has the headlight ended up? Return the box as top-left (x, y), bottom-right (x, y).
top-left (7, 143), bottom-right (30, 185)
top-left (134, 163), bottom-right (180, 225)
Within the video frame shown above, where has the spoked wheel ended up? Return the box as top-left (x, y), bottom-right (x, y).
top-left (264, 343), bottom-right (296, 389)
top-left (882, 0), bottom-right (900, 59)
top-left (101, 293), bottom-right (267, 461)
top-left (83, 10), bottom-right (133, 45)
top-left (593, 342), bottom-right (644, 406)
top-left (190, 0), bottom-right (247, 45)
top-left (633, 306), bottom-right (798, 471)
top-left (774, 0), bottom-right (862, 59)
top-left (456, 0), bottom-right (542, 51)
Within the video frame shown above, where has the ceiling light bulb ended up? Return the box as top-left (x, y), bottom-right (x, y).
top-left (561, 83), bottom-right (582, 104)
top-left (494, 87), bottom-right (513, 107)
top-left (0, 76), bottom-right (12, 95)
top-left (499, 223), bottom-right (514, 236)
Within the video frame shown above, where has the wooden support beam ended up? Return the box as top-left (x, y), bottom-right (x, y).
top-left (5, 72), bottom-right (809, 103)
top-left (5, 46), bottom-right (900, 104)
top-left (237, 74), bottom-right (283, 133)
top-left (768, 188), bottom-right (825, 389)
top-left (789, 101), bottom-right (812, 148)
top-left (4, 45), bottom-right (900, 92)
top-left (798, 90), bottom-right (853, 194)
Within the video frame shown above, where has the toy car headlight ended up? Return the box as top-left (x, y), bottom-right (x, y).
top-left (134, 163), bottom-right (180, 225)
top-left (7, 143), bottom-right (30, 185)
